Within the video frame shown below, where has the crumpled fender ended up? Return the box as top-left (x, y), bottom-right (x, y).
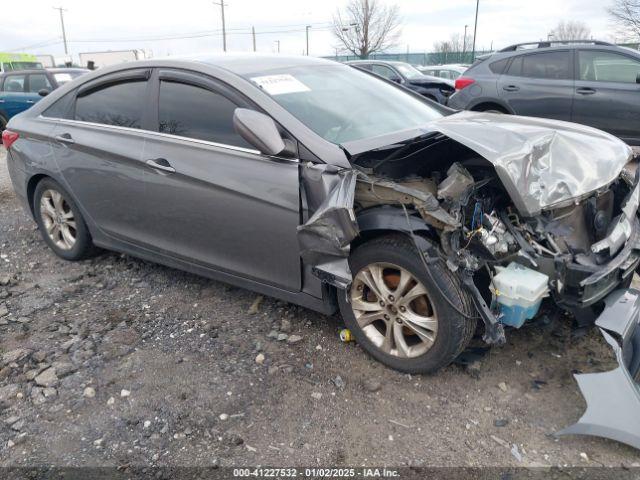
top-left (556, 288), bottom-right (640, 450)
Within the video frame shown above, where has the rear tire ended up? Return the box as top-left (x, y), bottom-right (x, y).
top-left (338, 234), bottom-right (476, 374)
top-left (33, 178), bottom-right (98, 261)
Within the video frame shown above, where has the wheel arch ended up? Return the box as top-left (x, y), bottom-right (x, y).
top-left (26, 173), bottom-right (51, 218)
top-left (352, 206), bottom-right (437, 251)
top-left (468, 99), bottom-right (512, 114)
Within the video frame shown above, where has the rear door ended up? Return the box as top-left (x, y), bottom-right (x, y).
top-left (139, 69), bottom-right (302, 290)
top-left (50, 69), bottom-right (151, 244)
top-left (0, 73), bottom-right (32, 118)
top-left (572, 49), bottom-right (640, 143)
top-left (498, 50), bottom-right (574, 120)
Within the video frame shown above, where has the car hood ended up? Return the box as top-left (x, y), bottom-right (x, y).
top-left (340, 111), bottom-right (633, 217)
top-left (408, 76), bottom-right (454, 88)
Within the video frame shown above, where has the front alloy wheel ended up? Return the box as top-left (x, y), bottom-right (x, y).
top-left (351, 263), bottom-right (438, 358)
top-left (338, 235), bottom-right (476, 374)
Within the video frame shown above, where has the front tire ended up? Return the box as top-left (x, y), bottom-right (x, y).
top-left (338, 235), bottom-right (476, 374)
top-left (33, 178), bottom-right (97, 261)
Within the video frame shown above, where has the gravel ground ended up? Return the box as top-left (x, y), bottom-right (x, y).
top-left (0, 146), bottom-right (639, 469)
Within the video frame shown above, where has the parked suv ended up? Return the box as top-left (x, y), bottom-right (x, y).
top-left (346, 60), bottom-right (455, 104)
top-left (447, 40), bottom-right (640, 145)
top-left (0, 68), bottom-right (89, 131)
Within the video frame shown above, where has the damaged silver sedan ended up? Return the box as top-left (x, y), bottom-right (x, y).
top-left (3, 55), bottom-right (640, 449)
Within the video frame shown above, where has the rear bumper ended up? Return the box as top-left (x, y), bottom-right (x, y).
top-left (557, 289), bottom-right (640, 450)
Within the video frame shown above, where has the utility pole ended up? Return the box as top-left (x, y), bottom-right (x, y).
top-left (212, 1), bottom-right (227, 52)
top-left (463, 24), bottom-right (468, 52)
top-left (471, 0), bottom-right (479, 61)
top-left (275, 40), bottom-right (280, 53)
top-left (53, 6), bottom-right (68, 55)
top-left (251, 26), bottom-right (256, 52)
top-left (305, 25), bottom-right (311, 56)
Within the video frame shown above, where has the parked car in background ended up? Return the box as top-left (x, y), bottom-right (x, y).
top-left (0, 68), bottom-right (89, 130)
top-left (418, 64), bottom-right (468, 80)
top-left (346, 60), bottom-right (455, 104)
top-left (0, 52), bottom-right (43, 73)
top-left (447, 40), bottom-right (640, 145)
top-left (79, 49), bottom-right (149, 69)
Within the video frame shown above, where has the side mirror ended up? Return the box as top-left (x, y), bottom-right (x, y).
top-left (233, 108), bottom-right (295, 157)
top-left (390, 76), bottom-right (402, 84)
top-left (38, 89), bottom-right (50, 97)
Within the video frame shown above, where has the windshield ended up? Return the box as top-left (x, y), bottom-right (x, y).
top-left (6, 61), bottom-right (43, 71)
top-left (394, 63), bottom-right (425, 80)
top-left (246, 65), bottom-right (442, 144)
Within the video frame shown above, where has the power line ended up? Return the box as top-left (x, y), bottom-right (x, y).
top-left (7, 38), bottom-right (62, 52)
top-left (69, 26), bottom-right (332, 43)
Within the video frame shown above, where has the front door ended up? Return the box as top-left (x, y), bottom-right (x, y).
top-left (498, 50), bottom-right (574, 120)
top-left (572, 49), bottom-right (640, 144)
top-left (140, 69), bottom-right (302, 291)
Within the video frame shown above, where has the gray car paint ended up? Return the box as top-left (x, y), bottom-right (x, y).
top-left (556, 288), bottom-right (640, 450)
top-left (5, 55), bottom-right (640, 450)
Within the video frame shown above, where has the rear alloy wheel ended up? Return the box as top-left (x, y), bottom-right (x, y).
top-left (40, 189), bottom-right (77, 251)
top-left (350, 263), bottom-right (438, 358)
top-left (33, 178), bottom-right (98, 260)
top-left (338, 235), bottom-right (476, 373)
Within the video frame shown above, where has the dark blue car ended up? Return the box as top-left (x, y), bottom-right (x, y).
top-left (0, 68), bottom-right (88, 131)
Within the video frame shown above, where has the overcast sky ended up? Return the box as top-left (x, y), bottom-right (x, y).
top-left (2, 0), bottom-right (622, 60)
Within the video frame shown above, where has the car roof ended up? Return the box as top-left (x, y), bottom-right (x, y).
top-left (48, 67), bottom-right (90, 73)
top-left (346, 59), bottom-right (409, 66)
top-left (0, 69), bottom-right (47, 75)
top-left (185, 53), bottom-right (339, 75)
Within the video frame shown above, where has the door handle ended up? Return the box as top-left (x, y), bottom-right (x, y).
top-left (502, 85), bottom-right (520, 92)
top-left (576, 87), bottom-right (596, 95)
top-left (0, 99), bottom-right (4, 103)
top-left (146, 158), bottom-right (176, 173)
top-left (54, 133), bottom-right (75, 145)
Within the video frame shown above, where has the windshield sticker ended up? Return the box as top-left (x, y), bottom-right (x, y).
top-left (250, 74), bottom-right (310, 95)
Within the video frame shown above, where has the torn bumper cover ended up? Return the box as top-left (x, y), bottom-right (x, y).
top-left (297, 164), bottom-right (359, 289)
top-left (557, 288), bottom-right (640, 450)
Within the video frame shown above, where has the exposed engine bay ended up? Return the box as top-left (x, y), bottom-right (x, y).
top-left (296, 111), bottom-right (640, 452)
top-left (298, 113), bottom-right (640, 343)
top-left (351, 141), bottom-right (640, 341)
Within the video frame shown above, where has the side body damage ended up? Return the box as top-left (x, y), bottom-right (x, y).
top-left (297, 112), bottom-right (640, 449)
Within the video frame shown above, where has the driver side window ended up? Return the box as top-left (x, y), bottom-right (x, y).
top-left (579, 50), bottom-right (640, 83)
top-left (371, 65), bottom-right (396, 80)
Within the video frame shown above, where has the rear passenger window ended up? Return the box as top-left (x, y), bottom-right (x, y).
top-left (75, 80), bottom-right (146, 128)
top-left (489, 58), bottom-right (510, 74)
top-left (158, 80), bottom-right (251, 148)
top-left (521, 51), bottom-right (571, 79)
top-left (42, 91), bottom-right (75, 119)
top-left (2, 74), bottom-right (26, 92)
top-left (28, 74), bottom-right (53, 93)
